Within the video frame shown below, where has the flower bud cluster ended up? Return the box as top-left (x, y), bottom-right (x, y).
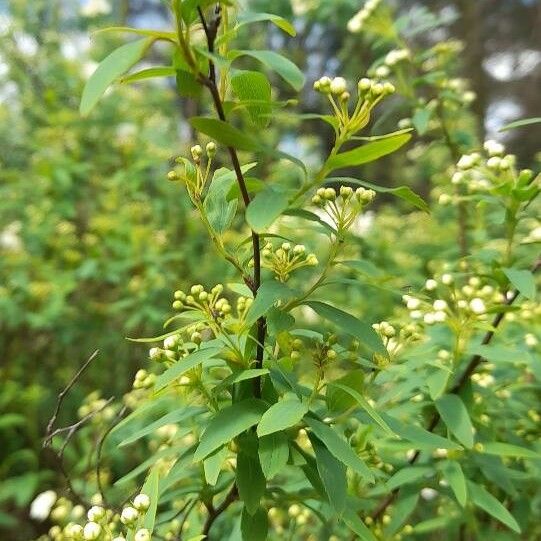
top-left (133, 368), bottom-right (156, 390)
top-left (347, 0), bottom-right (382, 33)
top-left (372, 321), bottom-right (422, 366)
top-left (167, 141), bottom-right (218, 201)
top-left (446, 141), bottom-right (528, 195)
top-left (42, 492), bottom-right (150, 541)
top-left (313, 75), bottom-right (395, 137)
top-left (171, 283), bottom-right (232, 323)
top-left (312, 186), bottom-right (376, 233)
top-left (403, 274), bottom-right (506, 328)
top-left (259, 242), bottom-right (318, 282)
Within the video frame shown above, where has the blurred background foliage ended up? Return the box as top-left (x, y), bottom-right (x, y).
top-left (0, 0), bottom-right (539, 539)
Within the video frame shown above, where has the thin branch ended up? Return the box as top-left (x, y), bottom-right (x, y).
top-left (45, 349), bottom-right (99, 439)
top-left (196, 6), bottom-right (265, 398)
top-left (370, 255), bottom-right (540, 521)
top-left (202, 484), bottom-right (238, 538)
top-left (96, 405), bottom-right (127, 507)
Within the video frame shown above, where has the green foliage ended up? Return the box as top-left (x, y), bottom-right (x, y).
top-left (2, 1), bottom-right (540, 541)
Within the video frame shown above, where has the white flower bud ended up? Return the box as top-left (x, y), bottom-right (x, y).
top-left (133, 493), bottom-right (151, 512)
top-left (120, 506), bottom-right (139, 525)
top-left (135, 529), bottom-right (151, 541)
top-left (330, 77), bottom-right (347, 95)
top-left (441, 273), bottom-right (453, 285)
top-left (433, 299), bottom-right (448, 311)
top-left (190, 145), bottom-right (203, 161)
top-left (83, 522), bottom-right (101, 541)
top-left (87, 506), bottom-right (105, 522)
top-left (469, 297), bottom-right (486, 314)
top-left (425, 279), bottom-right (438, 291)
top-left (483, 140), bottom-right (504, 156)
top-left (358, 77), bottom-right (372, 91)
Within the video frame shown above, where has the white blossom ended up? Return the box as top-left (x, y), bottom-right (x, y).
top-left (81, 0), bottom-right (112, 17)
top-left (30, 490), bottom-right (57, 521)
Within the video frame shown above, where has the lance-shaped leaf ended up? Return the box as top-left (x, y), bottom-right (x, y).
top-left (246, 188), bottom-right (290, 232)
top-left (245, 281), bottom-right (295, 325)
top-left (237, 450), bottom-right (266, 515)
top-left (304, 301), bottom-right (386, 355)
top-left (189, 117), bottom-right (261, 151)
top-left (435, 394), bottom-right (474, 449)
top-left (80, 38), bottom-right (152, 115)
top-left (258, 432), bottom-right (289, 479)
top-left (231, 70), bottom-right (272, 128)
top-left (440, 460), bottom-right (467, 507)
top-left (309, 434), bottom-right (347, 515)
top-left (155, 346), bottom-right (222, 391)
top-left (503, 267), bottom-right (536, 299)
top-left (469, 482), bottom-right (521, 533)
top-left (324, 133), bottom-right (411, 172)
top-left (326, 177), bottom-right (429, 212)
top-left (305, 418), bottom-right (374, 481)
top-left (257, 396), bottom-right (308, 437)
top-left (194, 399), bottom-right (267, 461)
top-left (237, 12), bottom-right (296, 36)
top-left (231, 50), bottom-right (305, 91)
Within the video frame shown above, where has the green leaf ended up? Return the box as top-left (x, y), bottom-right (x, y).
top-left (120, 66), bottom-right (175, 83)
top-left (426, 369), bottom-right (450, 400)
top-left (245, 281), bottom-right (294, 325)
top-left (155, 346), bottom-right (222, 391)
top-left (194, 399), bottom-right (267, 461)
top-left (283, 208), bottom-right (337, 235)
top-left (118, 407), bottom-right (202, 447)
top-left (94, 26), bottom-right (176, 41)
top-left (482, 442), bottom-right (541, 460)
top-left (80, 38), bottom-right (152, 115)
top-left (246, 188), bottom-right (290, 232)
top-left (187, 536), bottom-right (207, 541)
top-left (304, 301), bottom-right (386, 356)
top-left (237, 12), bottom-right (296, 36)
top-left (310, 435), bottom-right (347, 515)
top-left (383, 414), bottom-right (462, 450)
top-left (213, 369), bottom-right (270, 396)
top-left (329, 382), bottom-right (393, 436)
top-left (237, 450), bottom-right (266, 514)
top-left (412, 108), bottom-right (432, 135)
top-left (499, 117), bottom-right (541, 132)
top-left (204, 170), bottom-right (238, 234)
top-left (241, 506), bottom-right (268, 541)
top-left (258, 432), bottom-right (289, 479)
top-left (203, 447), bottom-right (227, 486)
top-left (343, 509), bottom-right (378, 541)
top-left (189, 117), bottom-right (261, 151)
top-left (231, 50), bottom-right (305, 91)
top-left (305, 418), bottom-right (374, 481)
top-left (435, 394), bottom-right (474, 449)
top-left (440, 460), bottom-right (467, 507)
top-left (257, 397), bottom-right (308, 437)
top-left (231, 70), bottom-right (272, 128)
top-left (141, 467), bottom-right (159, 533)
top-left (327, 177), bottom-right (429, 212)
top-left (469, 482), bottom-right (521, 533)
top-left (503, 267), bottom-right (536, 299)
top-left (386, 466), bottom-right (433, 491)
top-left (324, 133), bottom-right (411, 172)
top-left (326, 371), bottom-right (364, 413)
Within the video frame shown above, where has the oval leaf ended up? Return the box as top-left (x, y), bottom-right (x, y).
top-left (194, 399), bottom-right (267, 461)
top-left (80, 38), bottom-right (152, 115)
top-left (257, 398), bottom-right (308, 437)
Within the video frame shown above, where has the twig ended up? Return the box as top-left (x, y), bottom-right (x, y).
top-left (96, 405), bottom-right (127, 507)
top-left (369, 255), bottom-right (540, 521)
top-left (195, 6), bottom-right (265, 398)
top-left (202, 484), bottom-right (238, 538)
top-left (45, 349), bottom-right (99, 439)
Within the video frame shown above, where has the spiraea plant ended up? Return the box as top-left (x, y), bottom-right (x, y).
top-left (38, 1), bottom-right (540, 541)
